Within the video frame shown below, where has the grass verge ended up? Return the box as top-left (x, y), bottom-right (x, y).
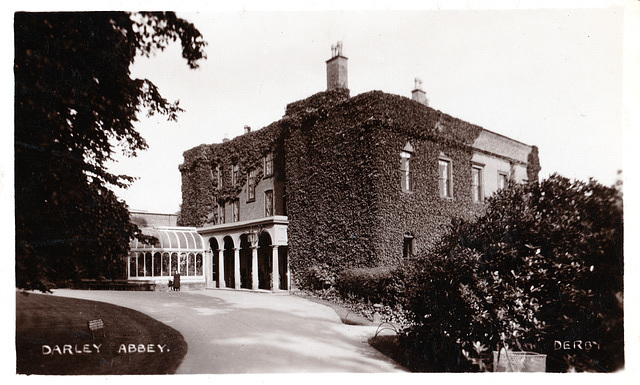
top-left (16, 291), bottom-right (187, 375)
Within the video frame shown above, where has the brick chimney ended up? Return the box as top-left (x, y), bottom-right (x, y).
top-left (412, 77), bottom-right (429, 106)
top-left (326, 41), bottom-right (348, 90)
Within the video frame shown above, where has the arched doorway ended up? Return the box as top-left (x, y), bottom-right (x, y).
top-left (223, 236), bottom-right (235, 288)
top-left (258, 232), bottom-right (273, 290)
top-left (239, 234), bottom-right (252, 289)
top-left (209, 237), bottom-right (219, 286)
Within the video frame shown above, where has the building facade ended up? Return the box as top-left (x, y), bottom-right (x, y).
top-left (179, 43), bottom-right (541, 291)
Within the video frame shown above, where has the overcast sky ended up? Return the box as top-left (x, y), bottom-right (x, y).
top-left (100, 3), bottom-right (634, 214)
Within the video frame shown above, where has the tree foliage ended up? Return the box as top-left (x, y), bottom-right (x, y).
top-left (15, 12), bottom-right (206, 290)
top-left (401, 175), bottom-right (623, 372)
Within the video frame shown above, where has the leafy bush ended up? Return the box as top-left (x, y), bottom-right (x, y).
top-left (298, 264), bottom-right (337, 291)
top-left (337, 265), bottom-right (405, 306)
top-left (401, 175), bottom-right (623, 372)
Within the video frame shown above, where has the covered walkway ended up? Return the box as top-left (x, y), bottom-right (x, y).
top-left (200, 216), bottom-right (289, 291)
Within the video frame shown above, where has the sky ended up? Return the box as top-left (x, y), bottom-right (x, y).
top-left (7, 3), bottom-right (603, 215)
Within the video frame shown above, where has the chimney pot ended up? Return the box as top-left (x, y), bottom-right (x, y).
top-left (244, 125), bottom-right (251, 134)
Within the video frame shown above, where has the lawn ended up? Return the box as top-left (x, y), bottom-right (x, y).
top-left (16, 291), bottom-right (188, 375)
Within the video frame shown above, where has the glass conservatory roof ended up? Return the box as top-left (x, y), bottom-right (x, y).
top-left (130, 227), bottom-right (206, 251)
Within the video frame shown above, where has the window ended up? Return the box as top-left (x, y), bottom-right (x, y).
top-left (179, 253), bottom-right (187, 274)
top-left (171, 252), bottom-right (178, 274)
top-left (264, 153), bottom-right (273, 177)
top-left (400, 143), bottom-right (414, 192)
top-left (216, 165), bottom-right (222, 189)
top-left (265, 190), bottom-right (274, 217)
top-left (232, 199), bottom-right (240, 222)
top-left (154, 252), bottom-right (162, 276)
top-left (401, 152), bottom-right (413, 192)
top-left (439, 156), bottom-right (453, 198)
top-left (129, 252), bottom-right (137, 277)
top-left (188, 252), bottom-right (195, 276)
top-left (403, 235), bottom-right (414, 260)
top-left (247, 169), bottom-right (256, 201)
top-left (196, 253), bottom-right (203, 276)
top-left (498, 172), bottom-right (508, 190)
top-left (162, 252), bottom-right (170, 276)
top-left (472, 166), bottom-right (484, 202)
top-left (218, 201), bottom-right (225, 224)
top-left (232, 164), bottom-right (239, 186)
top-left (144, 252), bottom-right (152, 277)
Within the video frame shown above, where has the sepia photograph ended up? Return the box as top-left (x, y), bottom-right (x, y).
top-left (6, 0), bottom-right (638, 382)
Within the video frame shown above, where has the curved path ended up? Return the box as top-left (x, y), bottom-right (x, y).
top-left (51, 289), bottom-right (405, 373)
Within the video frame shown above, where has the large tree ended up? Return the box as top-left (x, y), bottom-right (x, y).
top-left (15, 12), bottom-right (206, 290)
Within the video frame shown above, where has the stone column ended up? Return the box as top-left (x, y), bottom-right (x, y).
top-left (205, 250), bottom-right (213, 288)
top-left (272, 246), bottom-right (280, 291)
top-left (286, 254), bottom-right (291, 291)
top-left (217, 249), bottom-right (225, 289)
top-left (251, 246), bottom-right (259, 290)
top-left (234, 248), bottom-right (241, 289)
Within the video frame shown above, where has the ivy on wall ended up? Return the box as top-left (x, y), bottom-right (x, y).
top-left (178, 121), bottom-right (286, 227)
top-left (527, 145), bottom-right (541, 183)
top-left (284, 91), bottom-right (500, 287)
top-left (179, 88), bottom-right (540, 289)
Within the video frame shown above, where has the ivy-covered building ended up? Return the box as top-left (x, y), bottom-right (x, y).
top-left (179, 43), bottom-right (541, 291)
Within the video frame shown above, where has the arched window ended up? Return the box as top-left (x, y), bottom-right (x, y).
top-left (180, 253), bottom-right (187, 275)
top-left (188, 252), bottom-right (196, 276)
top-left (171, 252), bottom-right (178, 275)
top-left (145, 252), bottom-right (153, 277)
top-left (162, 252), bottom-right (170, 276)
top-left (196, 253), bottom-right (203, 276)
top-left (137, 253), bottom-right (145, 277)
top-left (153, 252), bottom-right (161, 276)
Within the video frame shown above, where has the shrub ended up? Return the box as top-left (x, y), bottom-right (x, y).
top-left (401, 175), bottom-right (623, 372)
top-left (299, 264), bottom-right (337, 291)
top-left (337, 265), bottom-right (405, 306)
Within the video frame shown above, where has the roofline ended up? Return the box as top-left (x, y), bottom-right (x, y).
top-left (198, 215), bottom-right (289, 233)
top-left (130, 209), bottom-right (178, 216)
top-left (476, 127), bottom-right (533, 149)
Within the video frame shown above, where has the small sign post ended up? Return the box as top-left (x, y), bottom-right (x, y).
top-left (88, 319), bottom-right (105, 339)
